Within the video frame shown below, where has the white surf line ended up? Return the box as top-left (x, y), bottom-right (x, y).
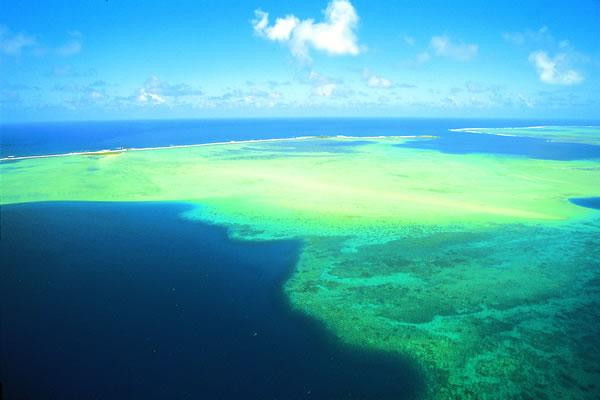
top-left (449, 127), bottom-right (545, 137)
top-left (334, 134), bottom-right (435, 139)
top-left (450, 125), bottom-right (600, 133)
top-left (0, 135), bottom-right (430, 162)
top-left (125, 135), bottom-right (322, 152)
top-left (1, 149), bottom-right (126, 161)
top-left (450, 129), bottom-right (519, 137)
top-left (450, 128), bottom-right (527, 134)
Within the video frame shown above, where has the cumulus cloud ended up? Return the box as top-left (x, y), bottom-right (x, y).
top-left (252, 0), bottom-right (360, 61)
top-left (313, 83), bottom-right (336, 97)
top-left (305, 70), bottom-right (338, 85)
top-left (0, 25), bottom-right (35, 55)
top-left (298, 70), bottom-right (353, 98)
top-left (136, 76), bottom-right (204, 105)
top-left (137, 88), bottom-right (166, 104)
top-left (502, 27), bottom-right (584, 86)
top-left (528, 51), bottom-right (583, 85)
top-left (302, 70), bottom-right (336, 97)
top-left (366, 75), bottom-right (392, 88)
top-left (430, 35), bottom-right (478, 61)
top-left (362, 70), bottom-right (393, 89)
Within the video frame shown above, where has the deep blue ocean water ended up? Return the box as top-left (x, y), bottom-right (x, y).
top-left (570, 197), bottom-right (600, 210)
top-left (0, 202), bottom-right (424, 400)
top-left (2, 118), bottom-right (600, 160)
top-left (399, 130), bottom-right (600, 161)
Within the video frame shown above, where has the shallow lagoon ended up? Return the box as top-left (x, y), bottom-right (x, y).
top-left (1, 125), bottom-right (600, 399)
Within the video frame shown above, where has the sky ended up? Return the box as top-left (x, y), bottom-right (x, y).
top-left (1, 0), bottom-right (599, 122)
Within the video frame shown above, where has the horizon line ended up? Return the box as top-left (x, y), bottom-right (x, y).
top-left (3, 116), bottom-right (600, 125)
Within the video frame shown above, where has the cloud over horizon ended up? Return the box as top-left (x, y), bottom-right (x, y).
top-left (528, 50), bottom-right (583, 85)
top-left (362, 70), bottom-right (393, 89)
top-left (136, 76), bottom-right (204, 105)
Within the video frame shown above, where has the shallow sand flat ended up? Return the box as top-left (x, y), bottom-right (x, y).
top-left (2, 135), bottom-right (600, 398)
top-left (2, 136), bottom-right (598, 230)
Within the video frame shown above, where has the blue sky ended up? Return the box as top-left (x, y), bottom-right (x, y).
top-left (1, 0), bottom-right (599, 122)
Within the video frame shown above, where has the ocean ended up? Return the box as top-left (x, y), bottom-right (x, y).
top-left (2, 117), bottom-right (599, 159)
top-left (1, 118), bottom-right (599, 399)
top-left (0, 202), bottom-right (424, 400)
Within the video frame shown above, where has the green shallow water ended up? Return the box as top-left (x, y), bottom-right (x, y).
top-left (2, 136), bottom-right (600, 398)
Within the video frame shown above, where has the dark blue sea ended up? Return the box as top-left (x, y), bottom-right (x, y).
top-left (0, 202), bottom-right (424, 400)
top-left (2, 118), bottom-right (600, 160)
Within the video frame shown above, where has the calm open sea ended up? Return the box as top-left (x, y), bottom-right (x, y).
top-left (2, 117), bottom-right (599, 160)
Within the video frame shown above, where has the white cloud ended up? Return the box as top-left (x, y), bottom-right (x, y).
top-left (252, 10), bottom-right (269, 32)
top-left (306, 70), bottom-right (336, 84)
top-left (90, 90), bottom-right (103, 100)
top-left (135, 76), bottom-right (203, 105)
top-left (367, 75), bottom-right (392, 88)
top-left (253, 11), bottom-right (299, 41)
top-left (252, 0), bottom-right (360, 61)
top-left (0, 25), bottom-right (35, 55)
top-left (313, 83), bottom-right (336, 97)
top-left (137, 88), bottom-right (166, 104)
top-left (303, 70), bottom-right (344, 98)
top-left (430, 35), bottom-right (478, 61)
top-left (502, 27), bottom-right (585, 86)
top-left (362, 70), bottom-right (393, 89)
top-left (528, 51), bottom-right (583, 85)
